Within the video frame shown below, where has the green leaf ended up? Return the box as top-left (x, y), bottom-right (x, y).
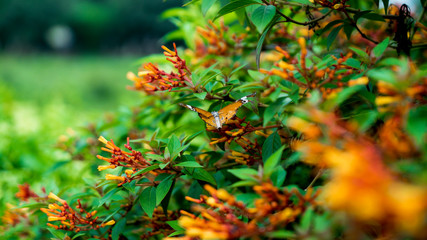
top-left (194, 92), bottom-right (208, 100)
top-left (406, 106), bottom-right (427, 146)
top-left (132, 165), bottom-right (160, 177)
top-left (367, 68), bottom-right (397, 84)
top-left (98, 188), bottom-right (120, 207)
top-left (183, 0), bottom-right (200, 6)
top-left (250, 5), bottom-right (276, 33)
top-left (266, 230), bottom-right (296, 238)
top-left (161, 178), bottom-right (175, 213)
top-left (256, 14), bottom-right (280, 69)
top-left (372, 37), bottom-right (389, 59)
top-left (343, 58), bottom-right (361, 69)
top-left (271, 166), bottom-right (286, 187)
top-left (202, 0), bottom-right (218, 15)
top-left (353, 10), bottom-right (373, 22)
top-left (264, 146), bottom-right (285, 178)
top-left (184, 168), bottom-right (217, 186)
top-left (324, 85), bottom-right (364, 110)
top-left (156, 175), bottom-right (175, 205)
top-left (300, 207), bottom-right (314, 231)
top-left (263, 98), bottom-right (291, 126)
top-left (15, 202), bottom-right (46, 210)
top-left (230, 180), bottom-right (258, 187)
top-left (47, 228), bottom-right (66, 239)
top-left (184, 130), bottom-right (204, 145)
top-left (168, 135), bottom-right (181, 157)
top-left (159, 162), bottom-right (170, 169)
top-left (228, 168), bottom-right (258, 180)
top-left (167, 220), bottom-right (185, 231)
top-left (229, 63), bottom-right (249, 77)
top-left (214, 0), bottom-right (260, 21)
top-left (168, 231), bottom-right (185, 237)
top-left (288, 0), bottom-right (313, 5)
top-left (317, 19), bottom-right (344, 36)
top-left (343, 23), bottom-right (355, 40)
top-left (112, 218), bottom-right (126, 240)
top-left (381, 0), bottom-right (389, 14)
top-left (174, 161), bottom-right (203, 168)
top-left (349, 46), bottom-right (370, 63)
top-left (140, 186), bottom-right (156, 218)
top-left (354, 110), bottom-right (378, 132)
top-left (359, 13), bottom-right (385, 22)
top-left (262, 131), bottom-right (282, 161)
top-left (101, 208), bottom-right (121, 224)
top-left (71, 233), bottom-right (87, 240)
top-left (146, 153), bottom-right (164, 161)
top-left (235, 193), bottom-right (259, 206)
top-left (327, 25), bottom-right (343, 50)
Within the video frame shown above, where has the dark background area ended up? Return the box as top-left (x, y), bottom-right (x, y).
top-left (0, 0), bottom-right (182, 54)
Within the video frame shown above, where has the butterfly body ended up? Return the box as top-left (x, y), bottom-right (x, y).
top-left (180, 93), bottom-right (256, 129)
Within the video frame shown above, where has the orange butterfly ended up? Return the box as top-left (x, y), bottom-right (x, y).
top-left (180, 93), bottom-right (256, 129)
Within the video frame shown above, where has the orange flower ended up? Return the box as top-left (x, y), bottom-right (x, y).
top-left (15, 183), bottom-right (38, 201)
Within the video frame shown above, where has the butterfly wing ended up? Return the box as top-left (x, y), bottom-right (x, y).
top-left (179, 103), bottom-right (217, 129)
top-left (217, 101), bottom-right (243, 125)
top-left (217, 93), bottom-right (256, 125)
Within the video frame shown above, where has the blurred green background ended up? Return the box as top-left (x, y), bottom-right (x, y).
top-left (0, 0), bottom-right (182, 220)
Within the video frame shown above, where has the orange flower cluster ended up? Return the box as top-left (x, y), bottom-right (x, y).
top-left (207, 117), bottom-right (272, 165)
top-left (188, 21), bottom-right (247, 66)
top-left (97, 136), bottom-right (181, 186)
top-left (261, 38), bottom-right (363, 98)
top-left (375, 69), bottom-right (427, 114)
top-left (1, 203), bottom-right (28, 227)
top-left (127, 43), bottom-right (192, 93)
top-left (97, 136), bottom-right (152, 186)
top-left (196, 21), bottom-right (229, 57)
top-left (375, 61), bottom-right (426, 158)
top-left (41, 193), bottom-right (115, 232)
top-left (15, 183), bottom-right (40, 202)
top-left (169, 184), bottom-right (319, 239)
top-left (288, 104), bottom-right (427, 237)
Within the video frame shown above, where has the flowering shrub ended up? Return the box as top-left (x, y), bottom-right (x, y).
top-left (2, 1), bottom-right (427, 239)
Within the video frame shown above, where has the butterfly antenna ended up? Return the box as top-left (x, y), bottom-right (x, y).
top-left (305, 168), bottom-right (324, 191)
top-left (247, 92), bottom-right (256, 98)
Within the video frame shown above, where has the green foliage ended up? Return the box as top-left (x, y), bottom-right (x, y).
top-left (2, 0), bottom-right (427, 239)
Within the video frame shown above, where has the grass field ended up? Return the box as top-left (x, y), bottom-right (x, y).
top-left (0, 54), bottom-right (143, 216)
top-left (0, 54), bottom-right (141, 116)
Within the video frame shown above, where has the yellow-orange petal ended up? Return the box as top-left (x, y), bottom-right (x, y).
top-left (138, 70), bottom-right (151, 77)
top-left (375, 96), bottom-right (401, 106)
top-left (48, 192), bottom-right (66, 205)
top-left (161, 45), bottom-right (176, 56)
top-left (98, 165), bottom-right (116, 171)
top-left (254, 130), bottom-right (269, 138)
top-left (298, 37), bottom-right (306, 50)
top-left (98, 136), bottom-right (108, 145)
top-left (46, 223), bottom-right (58, 229)
top-left (278, 61), bottom-right (295, 71)
top-left (105, 174), bottom-right (126, 182)
top-left (125, 169), bottom-right (134, 175)
top-left (348, 76), bottom-right (369, 86)
top-left (48, 216), bottom-right (67, 222)
top-left (101, 220), bottom-right (116, 227)
top-left (333, 3), bottom-right (343, 9)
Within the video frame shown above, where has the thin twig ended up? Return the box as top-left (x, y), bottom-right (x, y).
top-left (277, 0), bottom-right (400, 19)
top-left (342, 9), bottom-right (379, 44)
top-left (263, 0), bottom-right (333, 26)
